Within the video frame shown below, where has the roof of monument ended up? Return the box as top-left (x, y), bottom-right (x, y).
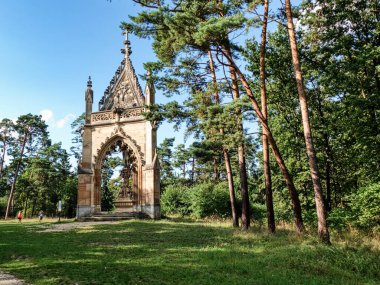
top-left (98, 30), bottom-right (145, 111)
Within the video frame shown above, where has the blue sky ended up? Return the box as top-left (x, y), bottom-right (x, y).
top-left (0, 0), bottom-right (301, 162)
top-left (0, 0), bottom-right (157, 154)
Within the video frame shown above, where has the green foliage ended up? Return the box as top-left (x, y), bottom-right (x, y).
top-left (61, 176), bottom-right (77, 218)
top-left (0, 196), bottom-right (7, 216)
top-left (161, 184), bottom-right (191, 216)
top-left (189, 182), bottom-right (231, 218)
top-left (101, 185), bottom-right (115, 212)
top-left (1, 113), bottom-right (78, 218)
top-left (15, 142), bottom-right (72, 217)
top-left (70, 113), bottom-right (85, 162)
top-left (350, 183), bottom-right (380, 230)
top-left (327, 208), bottom-right (351, 231)
top-left (100, 155), bottom-right (123, 211)
top-left (161, 182), bottom-right (234, 219)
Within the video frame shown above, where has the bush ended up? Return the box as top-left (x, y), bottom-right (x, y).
top-left (161, 184), bottom-right (191, 216)
top-left (328, 207), bottom-right (350, 231)
top-left (251, 203), bottom-right (267, 224)
top-left (189, 182), bottom-right (231, 218)
top-left (0, 196), bottom-right (7, 217)
top-left (350, 183), bottom-right (380, 230)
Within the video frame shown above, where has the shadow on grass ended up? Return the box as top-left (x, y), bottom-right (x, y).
top-left (0, 220), bottom-right (379, 285)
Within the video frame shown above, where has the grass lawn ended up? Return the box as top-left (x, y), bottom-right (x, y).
top-left (0, 218), bottom-right (379, 285)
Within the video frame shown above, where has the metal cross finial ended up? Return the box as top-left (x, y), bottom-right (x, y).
top-left (123, 29), bottom-right (129, 42)
top-left (121, 29), bottom-right (132, 56)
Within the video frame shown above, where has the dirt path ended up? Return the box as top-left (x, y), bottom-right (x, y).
top-left (38, 221), bottom-right (119, 232)
top-left (0, 271), bottom-right (26, 285)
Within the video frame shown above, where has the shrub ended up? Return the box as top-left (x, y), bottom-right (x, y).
top-left (328, 207), bottom-right (350, 231)
top-left (251, 203), bottom-right (267, 224)
top-left (0, 196), bottom-right (7, 217)
top-left (189, 182), bottom-right (231, 218)
top-left (161, 184), bottom-right (191, 216)
top-left (350, 183), bottom-right (380, 230)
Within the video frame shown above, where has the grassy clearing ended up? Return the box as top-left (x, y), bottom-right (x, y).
top-left (0, 218), bottom-right (379, 285)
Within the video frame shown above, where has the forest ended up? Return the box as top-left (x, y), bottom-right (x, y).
top-left (0, 0), bottom-right (379, 246)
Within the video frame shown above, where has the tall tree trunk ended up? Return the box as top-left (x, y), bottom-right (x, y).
top-left (31, 199), bottom-right (36, 218)
top-left (260, 0), bottom-right (275, 234)
top-left (191, 156), bottom-right (195, 183)
top-left (24, 191), bottom-right (29, 218)
top-left (219, 46), bottom-right (305, 232)
top-left (0, 141), bottom-right (6, 179)
top-left (5, 133), bottom-right (28, 219)
top-left (285, 0), bottom-right (330, 244)
top-left (213, 158), bottom-right (219, 180)
top-left (316, 89), bottom-right (333, 212)
top-left (208, 50), bottom-right (239, 227)
top-left (216, 2), bottom-right (250, 228)
top-left (224, 46), bottom-right (250, 230)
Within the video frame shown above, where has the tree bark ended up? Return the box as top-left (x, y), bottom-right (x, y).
top-left (316, 89), bottom-right (333, 212)
top-left (219, 45), bottom-right (305, 232)
top-left (260, 0), bottom-right (275, 234)
top-left (224, 47), bottom-right (250, 230)
top-left (5, 133), bottom-right (28, 219)
top-left (191, 156), bottom-right (195, 183)
top-left (0, 141), bottom-right (6, 179)
top-left (24, 192), bottom-right (29, 218)
top-left (208, 50), bottom-right (239, 227)
top-left (285, 0), bottom-right (330, 244)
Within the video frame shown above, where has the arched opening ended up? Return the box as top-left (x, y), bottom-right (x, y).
top-left (95, 137), bottom-right (139, 212)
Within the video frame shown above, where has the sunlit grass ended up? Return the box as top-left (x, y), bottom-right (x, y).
top-left (0, 219), bottom-right (379, 285)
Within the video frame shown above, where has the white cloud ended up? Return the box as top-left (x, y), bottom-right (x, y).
top-left (39, 109), bottom-right (76, 129)
top-left (40, 109), bottom-right (54, 123)
top-left (55, 114), bottom-right (76, 128)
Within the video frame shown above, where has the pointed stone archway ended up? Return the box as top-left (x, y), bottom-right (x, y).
top-left (77, 31), bottom-right (160, 219)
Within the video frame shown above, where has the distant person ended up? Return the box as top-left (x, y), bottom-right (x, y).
top-left (38, 210), bottom-right (44, 222)
top-left (17, 211), bottom-right (22, 223)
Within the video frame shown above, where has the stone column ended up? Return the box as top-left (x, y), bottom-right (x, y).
top-left (142, 73), bottom-right (160, 219)
top-left (77, 77), bottom-right (95, 218)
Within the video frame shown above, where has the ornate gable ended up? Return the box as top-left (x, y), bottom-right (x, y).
top-left (99, 31), bottom-right (145, 111)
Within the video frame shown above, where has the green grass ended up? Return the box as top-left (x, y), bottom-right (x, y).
top-left (0, 219), bottom-right (379, 285)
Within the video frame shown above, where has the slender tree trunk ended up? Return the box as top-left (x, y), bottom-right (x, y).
top-left (208, 50), bottom-right (239, 227)
top-left (260, 0), bottom-right (275, 234)
top-left (213, 158), bottom-right (219, 180)
top-left (24, 192), bottom-right (29, 218)
top-left (316, 90), bottom-right (333, 212)
top-left (0, 142), bottom-right (6, 178)
top-left (325, 155), bottom-right (332, 211)
top-left (216, 3), bottom-right (249, 228)
top-left (31, 199), bottom-right (36, 218)
top-left (219, 46), bottom-right (305, 232)
top-left (5, 133), bottom-right (28, 219)
top-left (224, 46), bottom-right (250, 230)
top-left (191, 156), bottom-right (195, 183)
top-left (285, 0), bottom-right (330, 244)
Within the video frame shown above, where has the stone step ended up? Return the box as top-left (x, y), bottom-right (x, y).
top-left (94, 211), bottom-right (137, 217)
top-left (78, 216), bottom-right (135, 222)
top-left (78, 211), bottom-right (149, 222)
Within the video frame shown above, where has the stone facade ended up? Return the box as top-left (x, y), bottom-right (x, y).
top-left (77, 31), bottom-right (160, 219)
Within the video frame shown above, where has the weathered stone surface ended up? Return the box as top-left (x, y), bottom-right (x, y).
top-left (77, 35), bottom-right (160, 219)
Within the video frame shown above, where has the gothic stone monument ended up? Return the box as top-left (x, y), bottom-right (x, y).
top-left (77, 31), bottom-right (160, 219)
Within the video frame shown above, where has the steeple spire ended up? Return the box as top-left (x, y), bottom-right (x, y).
top-left (85, 76), bottom-right (93, 124)
top-left (121, 29), bottom-right (132, 56)
top-left (87, 76), bottom-right (92, 88)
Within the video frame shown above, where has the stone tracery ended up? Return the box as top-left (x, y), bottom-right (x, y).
top-left (77, 30), bottom-right (160, 219)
